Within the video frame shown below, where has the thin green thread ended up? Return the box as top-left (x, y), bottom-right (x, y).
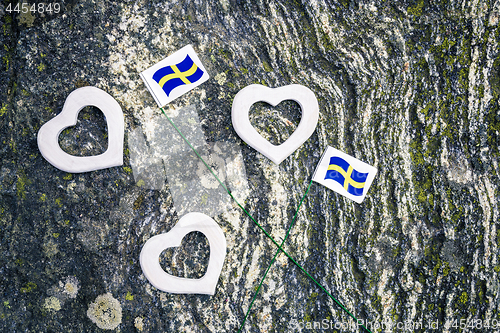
top-left (159, 107), bottom-right (372, 333)
top-left (238, 180), bottom-right (313, 333)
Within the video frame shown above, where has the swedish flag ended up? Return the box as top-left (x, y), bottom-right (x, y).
top-left (325, 156), bottom-right (369, 196)
top-left (313, 146), bottom-right (377, 203)
top-left (152, 54), bottom-right (204, 97)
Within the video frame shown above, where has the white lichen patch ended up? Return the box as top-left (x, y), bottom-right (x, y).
top-left (214, 72), bottom-right (227, 85)
top-left (43, 296), bottom-right (61, 312)
top-left (45, 276), bottom-right (80, 312)
top-left (60, 276), bottom-right (79, 299)
top-left (134, 317), bottom-right (144, 331)
top-left (87, 293), bottom-right (123, 330)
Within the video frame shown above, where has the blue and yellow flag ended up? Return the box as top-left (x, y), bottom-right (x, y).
top-left (312, 146), bottom-right (377, 203)
top-left (325, 156), bottom-right (369, 196)
top-left (152, 55), bottom-right (204, 97)
top-left (140, 45), bottom-right (209, 107)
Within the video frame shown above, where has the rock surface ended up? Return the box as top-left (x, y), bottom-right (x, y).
top-left (1, 0), bottom-right (499, 332)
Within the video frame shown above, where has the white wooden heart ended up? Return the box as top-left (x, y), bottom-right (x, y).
top-left (139, 212), bottom-right (227, 295)
top-left (37, 86), bottom-right (124, 173)
top-left (231, 84), bottom-right (319, 164)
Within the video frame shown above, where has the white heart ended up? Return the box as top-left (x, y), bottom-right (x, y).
top-left (37, 86), bottom-right (124, 173)
top-left (231, 84), bottom-right (319, 164)
top-left (139, 212), bottom-right (227, 295)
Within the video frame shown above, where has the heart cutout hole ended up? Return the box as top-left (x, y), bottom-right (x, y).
top-left (249, 100), bottom-right (301, 146)
top-left (58, 106), bottom-right (109, 156)
top-left (159, 231), bottom-right (210, 279)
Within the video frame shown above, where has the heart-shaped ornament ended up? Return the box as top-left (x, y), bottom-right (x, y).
top-left (37, 86), bottom-right (124, 173)
top-left (139, 212), bottom-right (227, 295)
top-left (232, 84), bottom-right (319, 164)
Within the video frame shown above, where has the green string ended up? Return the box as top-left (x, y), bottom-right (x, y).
top-left (159, 107), bottom-right (372, 333)
top-left (237, 180), bottom-right (313, 333)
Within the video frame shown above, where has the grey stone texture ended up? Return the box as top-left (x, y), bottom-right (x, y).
top-left (1, 0), bottom-right (499, 332)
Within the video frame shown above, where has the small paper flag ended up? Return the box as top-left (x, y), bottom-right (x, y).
top-left (140, 45), bottom-right (209, 107)
top-left (312, 146), bottom-right (377, 203)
